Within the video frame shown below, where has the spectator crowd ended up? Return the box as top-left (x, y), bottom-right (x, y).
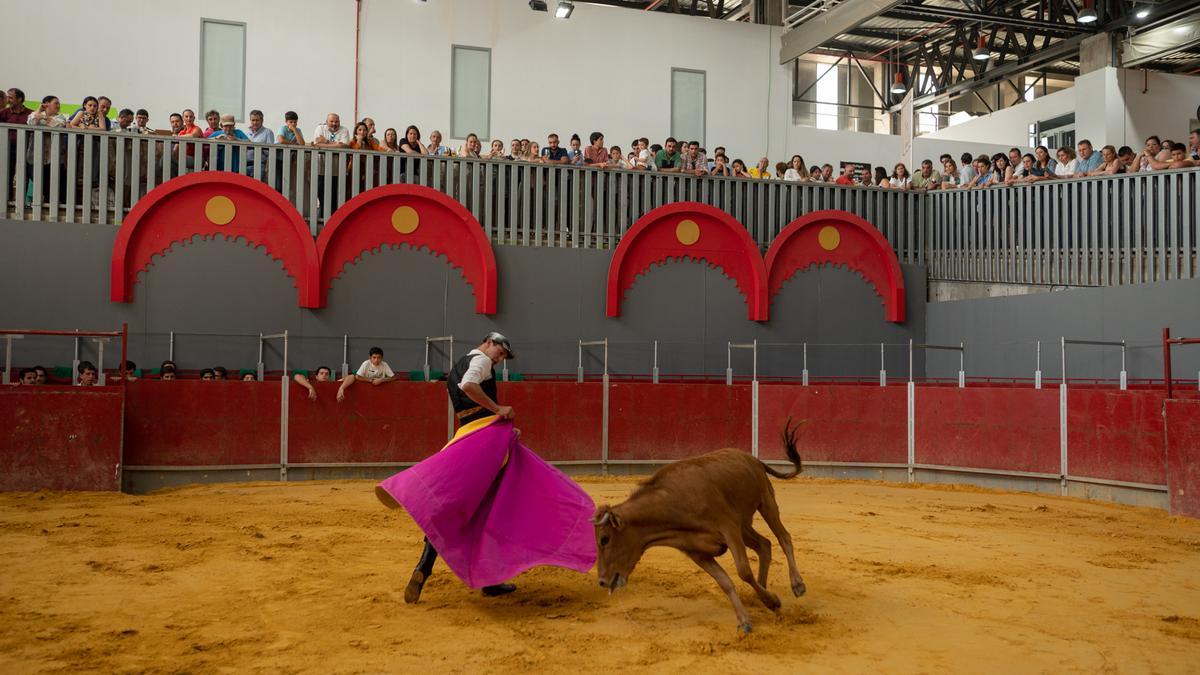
top-left (4, 87), bottom-right (1197, 199)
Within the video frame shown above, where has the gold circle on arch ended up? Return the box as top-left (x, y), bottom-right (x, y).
top-left (392, 206), bottom-right (420, 234)
top-left (675, 219), bottom-right (700, 246)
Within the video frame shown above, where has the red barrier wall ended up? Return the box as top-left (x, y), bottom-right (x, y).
top-left (498, 382), bottom-right (603, 461)
top-left (915, 386), bottom-right (1060, 474)
top-left (1067, 389), bottom-right (1166, 485)
top-left (123, 381), bottom-right (280, 466)
top-left (0, 387), bottom-right (124, 491)
top-left (287, 381), bottom-right (449, 464)
top-left (757, 385), bottom-right (907, 464)
top-left (1165, 399), bottom-right (1200, 518)
top-left (608, 383), bottom-right (751, 460)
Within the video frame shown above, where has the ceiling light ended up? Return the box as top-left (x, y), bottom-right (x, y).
top-left (529, 0), bottom-right (547, 11)
top-left (1078, 0), bottom-right (1098, 23)
top-left (1134, 5), bottom-right (1150, 19)
top-left (972, 36), bottom-right (991, 61)
top-left (890, 71), bottom-right (907, 94)
top-left (555, 1), bottom-right (574, 18)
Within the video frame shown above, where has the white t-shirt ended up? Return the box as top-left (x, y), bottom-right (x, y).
top-left (783, 168), bottom-right (805, 182)
top-left (356, 359), bottom-right (394, 380)
top-left (458, 349), bottom-right (494, 389)
top-left (1054, 159), bottom-right (1078, 177)
top-left (313, 124), bottom-right (351, 145)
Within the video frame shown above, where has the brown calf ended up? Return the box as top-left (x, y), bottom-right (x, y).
top-left (593, 420), bottom-right (806, 633)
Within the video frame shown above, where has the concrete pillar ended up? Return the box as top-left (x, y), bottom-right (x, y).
top-left (1074, 66), bottom-right (1125, 148)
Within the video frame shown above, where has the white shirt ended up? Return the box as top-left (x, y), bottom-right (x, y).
top-left (1054, 159), bottom-right (1078, 177)
top-left (313, 123), bottom-right (350, 145)
top-left (783, 168), bottom-right (805, 182)
top-left (355, 359), bottom-right (394, 380)
top-left (458, 349), bottom-right (494, 389)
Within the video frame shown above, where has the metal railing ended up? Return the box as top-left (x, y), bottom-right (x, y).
top-left (4, 124), bottom-right (1199, 285)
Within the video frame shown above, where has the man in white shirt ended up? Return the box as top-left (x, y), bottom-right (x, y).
top-left (243, 109), bottom-right (275, 176)
top-left (336, 347), bottom-right (396, 401)
top-left (312, 112), bottom-right (351, 213)
top-left (405, 332), bottom-right (517, 604)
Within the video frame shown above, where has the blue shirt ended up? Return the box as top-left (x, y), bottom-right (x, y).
top-left (210, 129), bottom-right (250, 172)
top-left (541, 146), bottom-right (568, 162)
top-left (1076, 151), bottom-right (1102, 174)
top-left (277, 126), bottom-right (300, 143)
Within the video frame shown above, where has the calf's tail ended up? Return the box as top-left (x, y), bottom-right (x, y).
top-left (761, 417), bottom-right (805, 479)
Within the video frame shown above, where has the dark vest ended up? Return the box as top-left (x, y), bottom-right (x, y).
top-left (448, 352), bottom-right (497, 420)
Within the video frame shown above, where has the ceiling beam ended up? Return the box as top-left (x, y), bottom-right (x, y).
top-left (779, 0), bottom-right (906, 63)
top-left (880, 7), bottom-right (1092, 34)
top-left (888, 32), bottom-right (1087, 112)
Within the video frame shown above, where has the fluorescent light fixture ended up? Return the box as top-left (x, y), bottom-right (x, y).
top-left (555, 1), bottom-right (574, 18)
top-left (890, 72), bottom-right (907, 94)
top-left (1134, 5), bottom-right (1150, 19)
top-left (529, 0), bottom-right (547, 11)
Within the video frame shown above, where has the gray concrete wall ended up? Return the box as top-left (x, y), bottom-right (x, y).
top-left (925, 277), bottom-right (1200, 382)
top-left (0, 219), bottom-right (927, 379)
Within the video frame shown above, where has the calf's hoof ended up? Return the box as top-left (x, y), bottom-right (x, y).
top-left (762, 592), bottom-right (782, 611)
top-left (738, 622), bottom-right (753, 635)
top-left (792, 579), bottom-right (807, 597)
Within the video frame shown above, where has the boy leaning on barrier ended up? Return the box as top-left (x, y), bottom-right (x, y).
top-left (337, 348), bottom-right (396, 402)
top-left (293, 365), bottom-right (339, 401)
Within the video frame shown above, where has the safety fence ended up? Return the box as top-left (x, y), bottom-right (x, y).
top-left (2, 379), bottom-right (1198, 518)
top-left (0, 124), bottom-right (923, 263)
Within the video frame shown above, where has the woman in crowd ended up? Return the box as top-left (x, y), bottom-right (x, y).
top-left (526, 141), bottom-right (541, 162)
top-left (808, 165), bottom-right (822, 181)
top-left (1013, 153), bottom-right (1049, 183)
top-left (873, 166), bottom-right (890, 188)
top-left (483, 139), bottom-right (505, 159)
top-left (783, 155), bottom-right (809, 182)
top-left (566, 134), bottom-right (583, 165)
top-left (710, 155), bottom-right (731, 176)
top-left (400, 125), bottom-right (427, 155)
top-left (966, 157), bottom-right (992, 188)
top-left (890, 163), bottom-right (911, 189)
top-left (382, 128), bottom-right (401, 152)
top-left (987, 154), bottom-right (1012, 186)
top-left (426, 130), bottom-right (449, 156)
top-left (69, 96), bottom-right (104, 130)
top-left (1087, 144), bottom-right (1125, 176)
top-left (1034, 145), bottom-right (1057, 174)
top-left (1053, 147), bottom-right (1078, 178)
top-left (349, 122), bottom-right (379, 152)
top-left (731, 159), bottom-right (750, 178)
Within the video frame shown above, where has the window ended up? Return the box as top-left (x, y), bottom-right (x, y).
top-left (815, 63), bottom-right (839, 130)
top-left (199, 19), bottom-right (245, 121)
top-left (451, 46), bottom-right (491, 140)
top-left (670, 69), bottom-right (706, 146)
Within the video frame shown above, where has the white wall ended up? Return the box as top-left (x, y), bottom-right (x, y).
top-left (2, 0), bottom-right (357, 133)
top-left (1119, 68), bottom-right (1200, 147)
top-left (923, 88), bottom-right (1074, 146)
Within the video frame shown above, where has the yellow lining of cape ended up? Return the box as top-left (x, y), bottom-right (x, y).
top-left (439, 414), bottom-right (501, 452)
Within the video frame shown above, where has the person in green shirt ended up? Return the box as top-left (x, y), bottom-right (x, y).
top-left (909, 159), bottom-right (942, 190)
top-left (654, 137), bottom-right (681, 172)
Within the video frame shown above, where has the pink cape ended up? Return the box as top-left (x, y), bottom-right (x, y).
top-left (376, 417), bottom-right (597, 588)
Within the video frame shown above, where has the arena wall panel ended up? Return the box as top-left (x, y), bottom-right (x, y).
top-left (915, 386), bottom-right (1060, 474)
top-left (757, 385), bottom-right (907, 464)
top-left (287, 381), bottom-right (449, 464)
top-left (123, 381), bottom-right (280, 466)
top-left (0, 387), bottom-right (124, 491)
top-left (1067, 389), bottom-right (1166, 486)
top-left (608, 383), bottom-right (752, 461)
top-left (497, 382), bottom-right (604, 462)
top-left (1165, 399), bottom-right (1200, 518)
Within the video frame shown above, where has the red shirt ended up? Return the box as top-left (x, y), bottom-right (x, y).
top-left (835, 175), bottom-right (855, 186)
top-left (177, 124), bottom-right (201, 156)
top-left (583, 145), bottom-right (607, 166)
top-left (0, 106), bottom-right (31, 143)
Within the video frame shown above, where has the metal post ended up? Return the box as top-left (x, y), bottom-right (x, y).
top-left (1060, 335), bottom-right (1068, 497)
top-left (280, 374), bottom-right (289, 482)
top-left (341, 334), bottom-right (350, 379)
top-left (908, 338), bottom-right (913, 383)
top-left (726, 342), bottom-right (733, 386)
top-left (73, 331), bottom-right (80, 383)
top-left (282, 330), bottom-right (289, 378)
top-left (502, 360), bottom-right (509, 382)
top-left (96, 339), bottom-right (106, 386)
top-left (1119, 340), bottom-right (1127, 391)
top-left (169, 330), bottom-right (175, 361)
top-left (801, 342), bottom-right (809, 386)
top-left (751, 339), bottom-right (759, 458)
top-left (1035, 340), bottom-right (1043, 390)
top-left (1163, 328), bottom-right (1172, 399)
top-left (907, 377), bottom-right (915, 484)
top-left (577, 340), bottom-right (584, 383)
top-left (601, 340), bottom-right (609, 475)
top-left (652, 340), bottom-right (659, 384)
top-left (2, 335), bottom-right (21, 385)
top-left (257, 332), bottom-right (265, 381)
top-left (424, 338), bottom-right (431, 382)
top-left (958, 341), bottom-right (965, 388)
top-left (879, 342), bottom-right (887, 387)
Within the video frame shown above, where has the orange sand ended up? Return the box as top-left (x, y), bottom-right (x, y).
top-left (1, 477), bottom-right (1198, 673)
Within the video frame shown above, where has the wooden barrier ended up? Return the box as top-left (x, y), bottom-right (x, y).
top-left (497, 382), bottom-right (604, 462)
top-left (0, 387), bottom-right (124, 491)
top-left (608, 383), bottom-right (751, 461)
top-left (757, 384), bottom-right (907, 464)
top-left (914, 386), bottom-right (1059, 474)
top-left (1165, 399), bottom-right (1200, 518)
top-left (1067, 389), bottom-right (1167, 486)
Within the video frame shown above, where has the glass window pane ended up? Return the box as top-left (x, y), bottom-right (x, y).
top-left (451, 46), bottom-right (490, 140)
top-left (671, 69), bottom-right (705, 146)
top-left (200, 20), bottom-right (245, 121)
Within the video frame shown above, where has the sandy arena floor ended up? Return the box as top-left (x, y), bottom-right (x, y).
top-left (1, 476), bottom-right (1198, 673)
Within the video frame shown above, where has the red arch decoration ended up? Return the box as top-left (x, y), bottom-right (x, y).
top-left (110, 172), bottom-right (321, 308)
top-left (606, 202), bottom-right (768, 321)
top-left (764, 210), bottom-right (905, 323)
top-left (315, 184), bottom-right (497, 313)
